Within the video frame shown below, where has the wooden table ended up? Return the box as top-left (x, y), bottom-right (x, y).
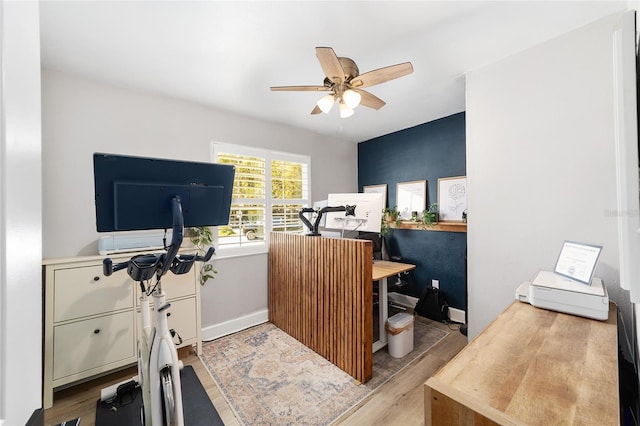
top-left (425, 301), bottom-right (619, 425)
top-left (372, 260), bottom-right (416, 352)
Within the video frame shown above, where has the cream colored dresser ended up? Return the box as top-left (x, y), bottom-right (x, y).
top-left (42, 251), bottom-right (202, 408)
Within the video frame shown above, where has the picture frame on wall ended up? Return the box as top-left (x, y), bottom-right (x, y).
top-left (363, 184), bottom-right (388, 208)
top-left (396, 180), bottom-right (426, 220)
top-left (438, 176), bottom-right (467, 222)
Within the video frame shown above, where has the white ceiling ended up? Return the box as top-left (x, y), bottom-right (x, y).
top-left (39, 1), bottom-right (626, 143)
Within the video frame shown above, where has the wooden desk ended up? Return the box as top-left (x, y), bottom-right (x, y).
top-left (372, 260), bottom-right (416, 352)
top-left (425, 301), bottom-right (619, 425)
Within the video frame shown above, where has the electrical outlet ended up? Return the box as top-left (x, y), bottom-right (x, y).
top-left (432, 279), bottom-right (439, 289)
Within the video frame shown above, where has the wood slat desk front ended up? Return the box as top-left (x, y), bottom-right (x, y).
top-left (425, 301), bottom-right (619, 425)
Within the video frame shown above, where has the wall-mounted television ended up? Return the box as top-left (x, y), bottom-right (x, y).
top-left (324, 193), bottom-right (383, 234)
top-left (93, 153), bottom-right (235, 232)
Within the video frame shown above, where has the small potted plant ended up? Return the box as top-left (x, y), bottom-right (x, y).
top-left (421, 203), bottom-right (439, 228)
top-left (384, 206), bottom-right (402, 226)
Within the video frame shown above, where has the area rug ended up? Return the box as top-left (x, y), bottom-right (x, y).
top-left (200, 320), bottom-right (448, 425)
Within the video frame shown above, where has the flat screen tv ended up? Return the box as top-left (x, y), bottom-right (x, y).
top-left (93, 153), bottom-right (235, 232)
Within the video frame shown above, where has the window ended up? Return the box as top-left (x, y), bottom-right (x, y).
top-left (212, 143), bottom-right (310, 254)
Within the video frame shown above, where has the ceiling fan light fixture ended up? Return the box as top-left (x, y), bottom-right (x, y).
top-left (317, 94), bottom-right (335, 114)
top-left (343, 89), bottom-right (361, 109)
top-left (339, 101), bottom-right (354, 119)
top-left (271, 47), bottom-right (413, 118)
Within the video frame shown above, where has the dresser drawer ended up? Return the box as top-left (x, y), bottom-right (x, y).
top-left (54, 265), bottom-right (133, 322)
top-left (135, 268), bottom-right (196, 305)
top-left (53, 311), bottom-right (135, 380)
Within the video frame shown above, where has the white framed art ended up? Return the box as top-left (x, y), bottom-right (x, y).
top-left (396, 180), bottom-right (426, 220)
top-left (438, 176), bottom-right (467, 222)
top-left (363, 184), bottom-right (388, 208)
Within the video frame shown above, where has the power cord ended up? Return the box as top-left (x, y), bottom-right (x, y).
top-left (442, 320), bottom-right (463, 331)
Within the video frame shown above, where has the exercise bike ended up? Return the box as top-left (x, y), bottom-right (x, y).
top-left (99, 196), bottom-right (213, 425)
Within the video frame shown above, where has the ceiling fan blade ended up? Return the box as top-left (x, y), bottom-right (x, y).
top-left (350, 62), bottom-right (414, 88)
top-left (270, 85), bottom-right (330, 92)
top-left (311, 105), bottom-right (322, 115)
top-left (316, 47), bottom-right (345, 84)
top-left (354, 89), bottom-right (386, 110)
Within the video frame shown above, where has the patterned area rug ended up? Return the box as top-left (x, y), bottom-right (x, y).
top-left (200, 320), bottom-right (448, 425)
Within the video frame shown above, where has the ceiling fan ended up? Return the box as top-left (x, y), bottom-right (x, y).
top-left (270, 47), bottom-right (414, 118)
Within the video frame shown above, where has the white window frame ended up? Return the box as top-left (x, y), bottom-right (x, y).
top-left (211, 142), bottom-right (311, 257)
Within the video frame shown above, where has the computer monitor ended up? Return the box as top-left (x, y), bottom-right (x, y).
top-left (93, 153), bottom-right (235, 232)
top-left (324, 193), bottom-right (383, 233)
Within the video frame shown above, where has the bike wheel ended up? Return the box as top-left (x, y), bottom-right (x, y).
top-left (160, 367), bottom-right (176, 426)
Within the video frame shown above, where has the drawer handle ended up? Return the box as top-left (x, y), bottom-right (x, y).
top-left (93, 276), bottom-right (100, 282)
top-left (93, 329), bottom-right (100, 334)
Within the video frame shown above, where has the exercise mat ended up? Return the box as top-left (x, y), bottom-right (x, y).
top-left (95, 365), bottom-right (223, 426)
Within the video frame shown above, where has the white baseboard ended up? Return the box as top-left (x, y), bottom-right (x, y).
top-left (448, 307), bottom-right (466, 324)
top-left (201, 309), bottom-right (269, 342)
top-left (388, 292), bottom-right (419, 309)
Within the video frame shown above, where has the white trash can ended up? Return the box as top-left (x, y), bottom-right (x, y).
top-left (386, 312), bottom-right (414, 358)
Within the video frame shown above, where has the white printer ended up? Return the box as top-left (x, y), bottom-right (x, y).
top-left (515, 241), bottom-right (609, 321)
top-left (516, 271), bottom-right (609, 321)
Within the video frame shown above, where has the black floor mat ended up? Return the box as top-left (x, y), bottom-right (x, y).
top-left (95, 365), bottom-right (224, 426)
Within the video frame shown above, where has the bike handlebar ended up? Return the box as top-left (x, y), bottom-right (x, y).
top-left (197, 247), bottom-right (215, 262)
top-left (102, 195), bottom-right (216, 283)
top-left (103, 258), bottom-right (129, 276)
top-left (103, 258), bottom-right (112, 276)
top-left (103, 243), bottom-right (215, 280)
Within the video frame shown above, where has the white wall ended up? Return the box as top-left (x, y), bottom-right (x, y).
top-left (41, 69), bottom-right (357, 333)
top-left (200, 254), bottom-right (268, 339)
top-left (466, 11), bottom-right (630, 339)
top-left (0, 1), bottom-right (43, 424)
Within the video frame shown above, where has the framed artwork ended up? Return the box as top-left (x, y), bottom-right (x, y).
top-left (438, 176), bottom-right (467, 222)
top-left (363, 184), bottom-right (388, 208)
top-left (396, 180), bottom-right (426, 220)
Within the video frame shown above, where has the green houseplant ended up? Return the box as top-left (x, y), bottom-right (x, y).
top-left (381, 206), bottom-right (402, 237)
top-left (381, 215), bottom-right (392, 237)
top-left (384, 206), bottom-right (402, 226)
top-left (421, 203), bottom-right (439, 228)
top-left (186, 226), bottom-right (216, 285)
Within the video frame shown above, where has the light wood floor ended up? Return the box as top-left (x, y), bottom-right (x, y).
top-left (44, 318), bottom-right (467, 426)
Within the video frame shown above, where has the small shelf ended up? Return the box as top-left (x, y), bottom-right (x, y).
top-left (389, 221), bottom-right (467, 233)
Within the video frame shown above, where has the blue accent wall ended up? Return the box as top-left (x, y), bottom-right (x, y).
top-left (358, 112), bottom-right (467, 310)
